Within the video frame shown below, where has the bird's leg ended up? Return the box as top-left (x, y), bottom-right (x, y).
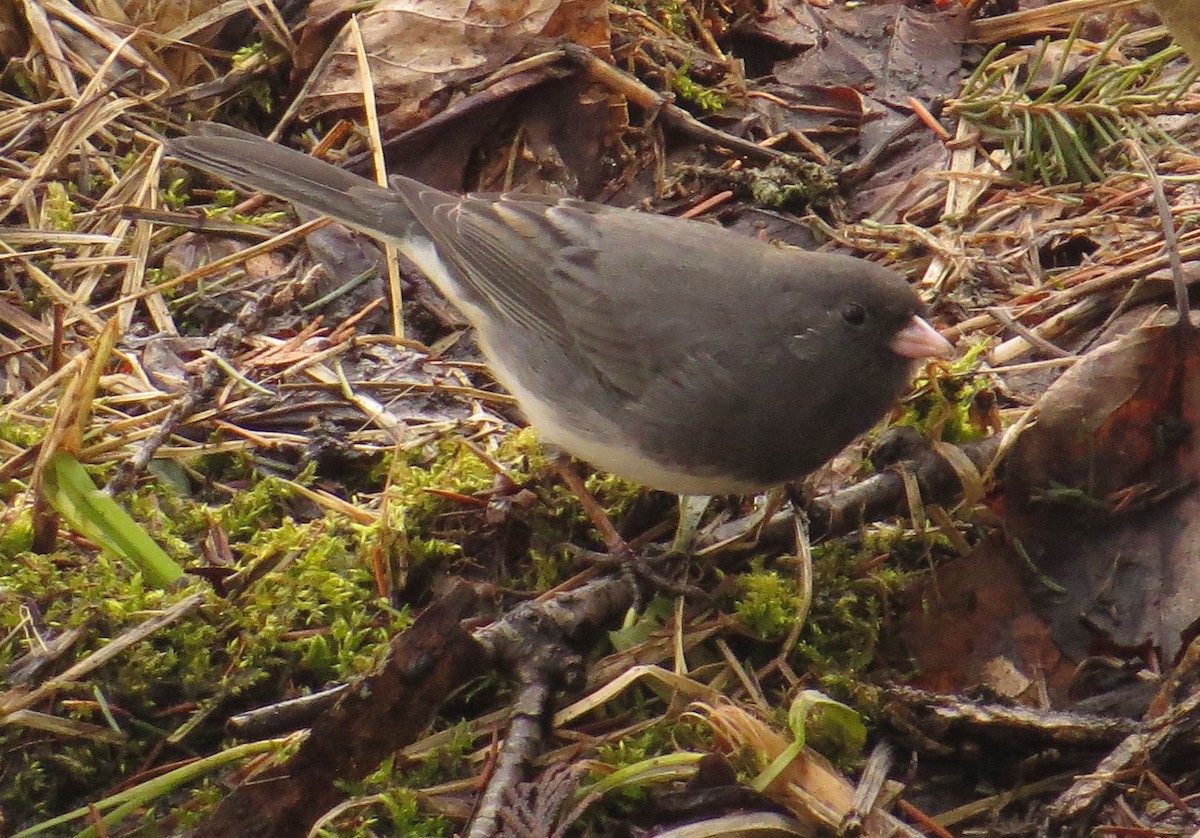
top-left (670, 494), bottom-right (712, 555)
top-left (788, 495), bottom-right (813, 631)
top-left (551, 456), bottom-right (645, 607)
top-left (551, 456), bottom-right (703, 605)
top-left (751, 487), bottom-right (789, 547)
top-left (704, 488), bottom-right (786, 554)
top-left (551, 455), bottom-right (628, 555)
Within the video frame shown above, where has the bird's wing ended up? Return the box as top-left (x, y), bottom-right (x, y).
top-left (387, 182), bottom-right (576, 343)
top-left (392, 180), bottom-right (731, 399)
top-left (169, 124), bottom-right (794, 407)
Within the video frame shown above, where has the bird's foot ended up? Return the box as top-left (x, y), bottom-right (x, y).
top-left (573, 545), bottom-right (706, 607)
top-left (554, 455), bottom-right (707, 606)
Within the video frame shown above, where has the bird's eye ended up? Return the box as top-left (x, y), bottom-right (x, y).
top-left (842, 303), bottom-right (866, 326)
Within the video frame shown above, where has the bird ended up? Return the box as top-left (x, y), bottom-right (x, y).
top-left (168, 122), bottom-right (952, 496)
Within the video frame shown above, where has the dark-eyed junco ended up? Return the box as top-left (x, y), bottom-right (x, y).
top-left (169, 123), bottom-right (951, 494)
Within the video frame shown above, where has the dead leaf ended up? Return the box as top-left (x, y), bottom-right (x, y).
top-left (119, 0), bottom-right (228, 83)
top-left (0, 0), bottom-right (27, 60)
top-left (773, 4), bottom-right (968, 148)
top-left (543, 0), bottom-right (611, 59)
top-left (746, 3), bottom-right (966, 220)
top-left (902, 535), bottom-right (1073, 703)
top-left (298, 0), bottom-right (564, 127)
top-left (729, 0), bottom-right (824, 54)
top-left (1004, 316), bottom-right (1200, 662)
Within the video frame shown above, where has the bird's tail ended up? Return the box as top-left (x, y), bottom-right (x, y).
top-left (167, 122), bottom-right (418, 244)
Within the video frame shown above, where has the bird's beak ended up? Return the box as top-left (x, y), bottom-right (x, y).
top-left (891, 316), bottom-right (953, 360)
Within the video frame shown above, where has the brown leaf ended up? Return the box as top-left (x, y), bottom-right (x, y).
top-left (902, 536), bottom-right (1073, 703)
top-left (759, 3), bottom-right (966, 219)
top-left (774, 4), bottom-right (968, 147)
top-left (1004, 318), bottom-right (1200, 661)
top-left (119, 0), bottom-right (228, 84)
top-left (543, 0), bottom-right (611, 59)
top-left (298, 0), bottom-right (565, 127)
top-left (730, 0), bottom-right (824, 52)
top-left (0, 0), bottom-right (27, 60)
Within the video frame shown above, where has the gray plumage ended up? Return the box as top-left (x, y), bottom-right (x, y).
top-left (169, 123), bottom-right (950, 493)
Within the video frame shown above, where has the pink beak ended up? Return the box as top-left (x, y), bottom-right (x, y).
top-left (891, 316), bottom-right (953, 360)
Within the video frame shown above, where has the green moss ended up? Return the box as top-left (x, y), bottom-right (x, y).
top-left (232, 40), bottom-right (266, 68)
top-left (233, 79), bottom-right (276, 117)
top-left (12, 67), bottom-right (36, 99)
top-left (676, 158), bottom-right (838, 213)
top-left (789, 534), bottom-right (922, 690)
top-left (583, 471), bottom-right (644, 522)
top-left (747, 160), bottom-right (837, 211)
top-left (213, 189), bottom-right (238, 208)
top-left (190, 449), bottom-right (256, 485)
top-left (0, 419), bottom-right (43, 447)
top-left (0, 420), bottom-right (659, 827)
top-left (671, 67), bottom-right (725, 112)
top-left (734, 568), bottom-right (804, 639)
top-left (734, 525), bottom-right (946, 659)
top-left (654, 0), bottom-right (688, 36)
top-left (596, 725), bottom-right (672, 768)
top-left (161, 176), bottom-right (189, 211)
top-left (574, 719), bottom-right (711, 834)
top-left (527, 546), bottom-right (572, 591)
top-left (321, 727), bottom-right (477, 836)
top-left (366, 426), bottom-right (648, 588)
top-left (897, 339), bottom-right (994, 443)
top-left (391, 722), bottom-right (476, 789)
top-left (43, 181), bottom-right (76, 231)
top-left (0, 511), bottom-right (33, 554)
top-left (0, 474), bottom-right (407, 827)
top-left (0, 547), bottom-right (220, 822)
top-left (225, 471), bottom-right (313, 537)
top-left (316, 791), bottom-right (453, 837)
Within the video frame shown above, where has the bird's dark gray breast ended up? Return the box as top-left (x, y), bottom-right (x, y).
top-left (629, 320), bottom-right (913, 487)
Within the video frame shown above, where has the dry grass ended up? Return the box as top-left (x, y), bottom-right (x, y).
top-left (3, 0), bottom-right (1200, 835)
